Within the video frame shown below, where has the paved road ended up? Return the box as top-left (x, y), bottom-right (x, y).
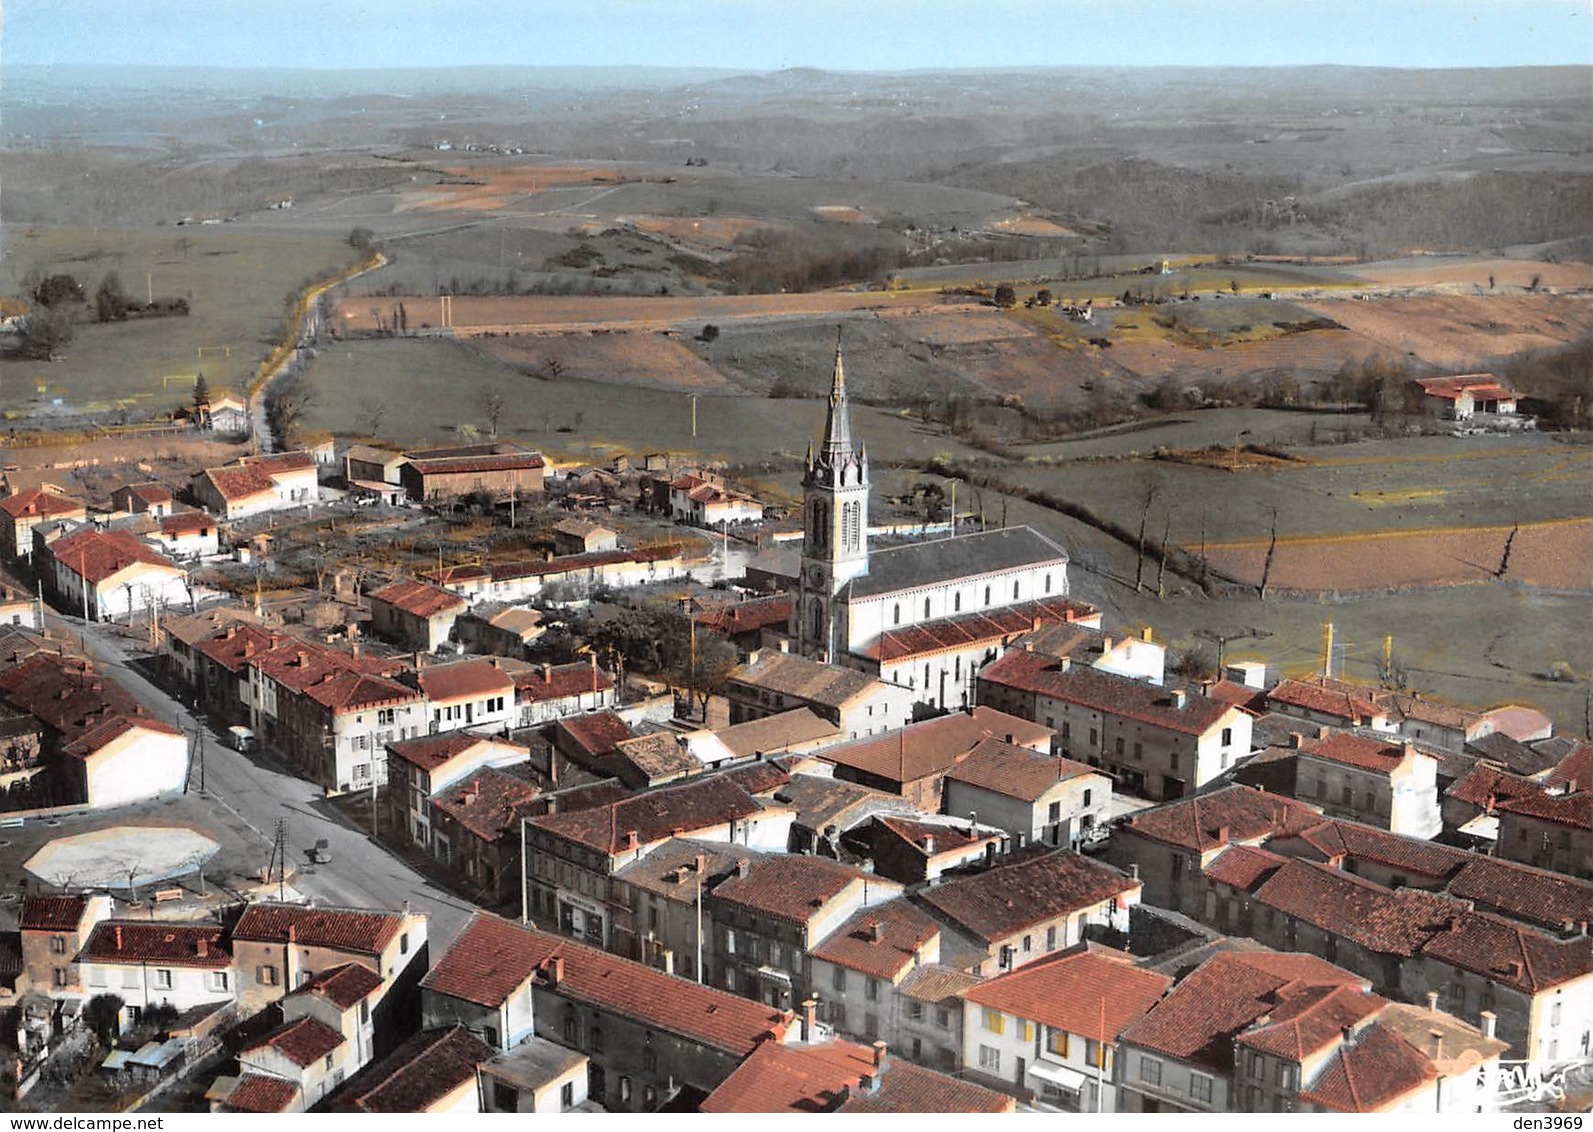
top-left (53, 610), bottom-right (476, 951)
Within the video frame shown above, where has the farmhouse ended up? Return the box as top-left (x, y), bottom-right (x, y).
top-left (0, 488), bottom-right (86, 561)
top-left (385, 731), bottom-right (530, 850)
top-left (40, 527), bottom-right (189, 622)
top-left (400, 443), bottom-right (546, 503)
top-left (1413, 374), bottom-right (1519, 420)
top-left (192, 451), bottom-right (320, 520)
top-left (668, 473), bottom-right (765, 527)
top-left (149, 512), bottom-right (221, 561)
top-left (111, 482), bottom-right (174, 518)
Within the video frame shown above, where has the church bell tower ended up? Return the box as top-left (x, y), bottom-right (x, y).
top-left (794, 331), bottom-right (869, 662)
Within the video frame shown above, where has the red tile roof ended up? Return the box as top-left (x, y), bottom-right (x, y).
top-left (915, 850), bottom-right (1139, 943)
top-left (200, 464), bottom-right (277, 504)
top-left (368, 579), bottom-right (466, 619)
top-left (719, 755), bottom-right (800, 796)
top-left (875, 815), bottom-right (1000, 861)
top-left (707, 854), bottom-right (880, 927)
top-left (816, 707), bottom-right (1051, 784)
top-left (247, 1016), bottom-right (345, 1068)
top-left (981, 649), bottom-right (1235, 735)
top-left (405, 452), bottom-right (545, 477)
top-left (1204, 844), bottom-right (1289, 891)
top-left (287, 962), bottom-right (384, 1011)
top-left (1415, 374), bottom-right (1516, 402)
top-left (1300, 733), bottom-right (1431, 774)
top-left (386, 732), bottom-right (489, 773)
top-left (1266, 676), bottom-right (1384, 724)
top-left (0, 655), bottom-right (178, 748)
top-left (1446, 856), bottom-right (1593, 931)
top-left (962, 947), bottom-right (1171, 1041)
top-left (700, 1039), bottom-right (880, 1114)
top-left (422, 914), bottom-right (787, 1056)
top-left (231, 903), bottom-right (403, 955)
top-left (416, 658), bottom-right (514, 703)
top-left (692, 594), bottom-right (794, 637)
top-left (431, 767), bottom-right (542, 843)
top-left (1120, 784), bottom-right (1323, 854)
top-left (338, 1027), bottom-right (493, 1113)
top-left (716, 709), bottom-right (839, 760)
top-left (865, 597), bottom-right (1096, 662)
top-left (531, 774), bottom-right (766, 855)
top-left (20, 894), bottom-right (89, 933)
top-left (1276, 818), bottom-right (1463, 880)
top-left (1445, 764), bottom-right (1544, 810)
top-left (556, 710), bottom-right (634, 758)
top-left (159, 512), bottom-right (214, 536)
top-left (945, 737), bottom-right (1099, 801)
top-left (837, 1060), bottom-right (1014, 1114)
top-left (121, 482), bottom-right (174, 506)
top-left (1121, 951), bottom-right (1367, 1070)
top-left (1495, 787), bottom-right (1593, 832)
top-left (809, 900), bottom-right (941, 981)
top-left (0, 488), bottom-right (84, 520)
top-left (50, 528), bottom-right (176, 584)
top-left (515, 661), bottom-right (612, 702)
top-left (223, 1073), bottom-right (301, 1113)
top-left (1480, 705), bottom-right (1556, 742)
top-left (1235, 984), bottom-right (1384, 1060)
top-left (1299, 1023), bottom-right (1438, 1112)
top-left (78, 921), bottom-right (230, 968)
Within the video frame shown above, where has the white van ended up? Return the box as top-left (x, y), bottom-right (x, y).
top-left (227, 726), bottom-right (258, 753)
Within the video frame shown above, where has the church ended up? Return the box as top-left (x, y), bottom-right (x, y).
top-left (791, 339), bottom-right (1098, 712)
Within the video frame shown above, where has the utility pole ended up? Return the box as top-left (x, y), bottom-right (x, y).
top-left (520, 816), bottom-right (529, 925)
top-left (1322, 621), bottom-right (1335, 679)
top-left (690, 394), bottom-right (699, 439)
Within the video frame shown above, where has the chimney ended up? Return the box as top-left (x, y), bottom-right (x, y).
top-left (871, 1040), bottom-right (887, 1069)
top-left (1289, 732), bottom-right (1305, 749)
top-left (801, 998), bottom-right (818, 1042)
top-left (778, 639), bottom-right (790, 654)
top-left (1403, 740), bottom-right (1417, 759)
top-left (543, 663), bottom-right (552, 682)
top-left (920, 836), bottom-right (935, 855)
top-left (859, 1073), bottom-right (878, 1095)
top-left (868, 920), bottom-right (884, 943)
top-left (1341, 1025), bottom-right (1356, 1049)
top-left (1057, 656), bottom-right (1071, 673)
top-left (1214, 824), bottom-right (1230, 844)
top-left (1130, 863), bottom-right (1140, 881)
top-left (197, 937), bottom-right (208, 959)
top-left (1102, 636), bottom-right (1114, 653)
top-left (625, 830), bottom-right (640, 851)
top-left (113, 926), bottom-right (122, 951)
top-left (1142, 627), bottom-right (1153, 642)
top-left (1426, 990), bottom-right (1440, 1012)
top-left (1170, 689), bottom-right (1188, 709)
top-left (736, 857), bottom-right (751, 878)
top-left (1479, 1011), bottom-right (1497, 1039)
top-left (1429, 1030), bottom-right (1444, 1060)
top-left (694, 853), bottom-right (706, 875)
top-left (544, 956), bottom-right (565, 987)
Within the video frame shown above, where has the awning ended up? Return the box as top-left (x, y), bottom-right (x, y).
top-left (1029, 1060), bottom-right (1088, 1091)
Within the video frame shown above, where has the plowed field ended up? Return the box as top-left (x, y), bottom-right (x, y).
top-left (1297, 294), bottom-right (1592, 368)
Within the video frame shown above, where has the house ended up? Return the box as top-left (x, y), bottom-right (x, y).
top-left (428, 767), bottom-right (543, 904)
top-left (943, 737), bottom-right (1112, 849)
top-left (1265, 675), bottom-right (1394, 733)
top-left (978, 650), bottom-right (1252, 800)
top-left (202, 393), bottom-right (250, 434)
top-left (856, 599), bottom-right (1105, 714)
top-left (344, 444), bottom-right (408, 489)
top-left (807, 898), bottom-right (943, 1053)
top-left (415, 659), bottom-right (515, 736)
top-left (0, 488), bottom-right (85, 561)
top-left (1118, 950), bottom-right (1385, 1113)
top-left (552, 517), bottom-right (618, 556)
top-left (18, 894), bottom-right (113, 1000)
top-left (773, 772), bottom-right (925, 857)
top-left (40, 527), bottom-right (188, 622)
top-left (514, 660), bottom-right (616, 727)
top-left (725, 650), bottom-right (914, 741)
top-left (668, 473), bottom-right (765, 527)
top-left (1414, 374), bottom-right (1520, 420)
top-left (861, 815), bottom-right (1005, 886)
top-left (715, 707), bottom-right (842, 761)
top-left (692, 594), bottom-right (795, 657)
top-left (192, 451), bottom-right (319, 520)
top-left (703, 852), bottom-right (903, 1008)
top-left (424, 544), bottom-right (695, 605)
top-left (0, 656), bottom-right (188, 809)
top-left (1494, 785), bottom-right (1593, 880)
top-left (421, 913), bottom-right (797, 1110)
top-left (700, 1034), bottom-right (1013, 1114)
top-left (0, 584), bottom-right (39, 631)
top-left (550, 710), bottom-right (636, 780)
top-left (453, 603), bottom-right (544, 658)
top-left (1292, 732), bottom-right (1443, 838)
top-left (913, 849), bottom-right (1141, 976)
top-left (476, 1039), bottom-right (590, 1112)
top-left (367, 580), bottom-right (467, 653)
top-left (227, 901), bottom-right (428, 1044)
top-left (238, 1015), bottom-right (354, 1109)
top-left (400, 443), bottom-right (546, 503)
top-left (75, 921), bottom-right (234, 1020)
top-left (609, 839), bottom-right (745, 980)
top-left (962, 945), bottom-right (1171, 1110)
top-left (1102, 784), bottom-right (1325, 915)
top-left (809, 706), bottom-right (1052, 812)
top-left (150, 512), bottom-right (221, 561)
top-left (281, 962), bottom-right (385, 1078)
top-left (330, 1027), bottom-right (492, 1113)
top-left (894, 965), bottom-right (981, 1074)
top-left (111, 482), bottom-right (173, 518)
top-left (212, 1073), bottom-right (304, 1114)
top-left (1380, 691), bottom-right (1491, 755)
top-left (524, 775), bottom-right (796, 950)
top-left (384, 732), bottom-right (530, 851)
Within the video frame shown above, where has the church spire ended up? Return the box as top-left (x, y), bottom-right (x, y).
top-left (818, 326), bottom-right (853, 463)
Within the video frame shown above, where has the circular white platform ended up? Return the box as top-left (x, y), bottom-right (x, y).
top-left (25, 825), bottom-right (220, 891)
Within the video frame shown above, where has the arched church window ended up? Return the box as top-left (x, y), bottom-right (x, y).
top-left (1044, 573), bottom-right (1052, 594)
top-left (846, 502), bottom-right (861, 550)
top-left (811, 600), bottom-right (823, 639)
top-left (893, 603), bottom-right (901, 626)
top-left (984, 585), bottom-right (991, 606)
top-left (1014, 580), bottom-right (1021, 600)
top-left (924, 598), bottom-right (931, 619)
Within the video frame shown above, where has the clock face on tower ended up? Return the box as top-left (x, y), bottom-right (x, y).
top-left (808, 564), bottom-right (826, 586)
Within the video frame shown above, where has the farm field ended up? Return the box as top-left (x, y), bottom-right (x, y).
top-left (298, 337), bottom-right (993, 473)
top-left (1297, 292), bottom-right (1593, 368)
top-left (0, 226), bottom-right (363, 415)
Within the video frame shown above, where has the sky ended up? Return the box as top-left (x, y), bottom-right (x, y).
top-left (4, 0), bottom-right (1590, 71)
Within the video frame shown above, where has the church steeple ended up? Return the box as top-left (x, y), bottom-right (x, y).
top-left (794, 327), bottom-right (870, 662)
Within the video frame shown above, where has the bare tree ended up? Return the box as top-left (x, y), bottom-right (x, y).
top-left (1497, 523), bottom-right (1519, 579)
top-left (1258, 506), bottom-right (1280, 600)
top-left (1156, 510), bottom-right (1172, 597)
top-left (543, 354), bottom-right (564, 380)
top-left (1134, 471), bottom-right (1162, 592)
top-left (481, 390), bottom-right (506, 439)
